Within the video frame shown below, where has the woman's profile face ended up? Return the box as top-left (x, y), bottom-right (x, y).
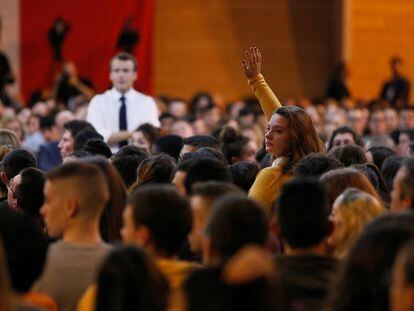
top-left (264, 114), bottom-right (291, 157)
top-left (130, 131), bottom-right (151, 153)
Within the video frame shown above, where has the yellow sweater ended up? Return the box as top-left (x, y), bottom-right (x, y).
top-left (247, 74), bottom-right (292, 212)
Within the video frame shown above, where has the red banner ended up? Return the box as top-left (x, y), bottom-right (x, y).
top-left (20, 0), bottom-right (153, 102)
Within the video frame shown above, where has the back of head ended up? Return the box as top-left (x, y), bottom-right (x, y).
top-left (64, 120), bottom-right (96, 138)
top-left (320, 168), bottom-right (379, 210)
top-left (219, 126), bottom-right (249, 164)
top-left (351, 163), bottom-right (389, 202)
top-left (96, 245), bottom-right (168, 311)
top-left (229, 161), bottom-right (259, 192)
top-left (207, 194), bottom-right (267, 264)
top-left (15, 167), bottom-right (45, 218)
top-left (367, 146), bottom-right (395, 171)
top-left (127, 184), bottom-right (192, 257)
top-left (328, 213), bottom-right (414, 311)
top-left (3, 149), bottom-right (37, 180)
top-left (47, 162), bottom-right (109, 217)
top-left (381, 156), bottom-right (405, 192)
top-left (0, 209), bottom-right (47, 293)
top-left (183, 135), bottom-right (220, 150)
top-left (136, 154), bottom-right (176, 186)
top-left (152, 135), bottom-right (183, 161)
top-left (278, 178), bottom-right (330, 249)
top-left (83, 139), bottom-right (112, 158)
top-left (192, 181), bottom-right (243, 202)
top-left (294, 152), bottom-right (343, 178)
top-left (113, 149), bottom-right (148, 189)
top-left (184, 158), bottom-right (232, 195)
top-left (73, 129), bottom-right (103, 151)
top-left (195, 147), bottom-right (228, 166)
top-left (329, 144), bottom-right (367, 167)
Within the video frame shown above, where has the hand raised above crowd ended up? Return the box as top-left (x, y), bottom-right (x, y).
top-left (242, 47), bottom-right (262, 79)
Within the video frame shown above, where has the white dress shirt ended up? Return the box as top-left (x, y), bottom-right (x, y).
top-left (87, 88), bottom-right (160, 151)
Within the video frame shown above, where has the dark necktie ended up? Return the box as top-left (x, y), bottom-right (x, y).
top-left (119, 96), bottom-right (128, 147)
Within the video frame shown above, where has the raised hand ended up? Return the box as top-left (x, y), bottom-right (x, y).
top-left (242, 47), bottom-right (262, 79)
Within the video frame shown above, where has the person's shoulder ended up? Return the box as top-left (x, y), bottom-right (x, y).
top-left (130, 89), bottom-right (156, 104)
top-left (90, 89), bottom-right (112, 103)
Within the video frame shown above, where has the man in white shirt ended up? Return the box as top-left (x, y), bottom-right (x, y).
top-left (87, 52), bottom-right (160, 152)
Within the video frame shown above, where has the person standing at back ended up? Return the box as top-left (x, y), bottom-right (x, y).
top-left (87, 52), bottom-right (160, 152)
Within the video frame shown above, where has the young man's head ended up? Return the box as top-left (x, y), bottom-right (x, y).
top-left (294, 152), bottom-right (343, 179)
top-left (391, 158), bottom-right (414, 212)
top-left (110, 52), bottom-right (138, 94)
top-left (122, 184), bottom-right (192, 258)
top-left (58, 120), bottom-right (95, 159)
top-left (278, 178), bottom-right (331, 254)
top-left (206, 194), bottom-right (268, 265)
top-left (41, 162), bottom-right (109, 238)
top-left (112, 148), bottom-right (148, 189)
top-left (189, 181), bottom-right (242, 255)
top-left (40, 115), bottom-right (60, 142)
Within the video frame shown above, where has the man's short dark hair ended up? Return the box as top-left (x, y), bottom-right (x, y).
top-left (3, 149), bottom-right (37, 180)
top-left (15, 167), bottom-right (45, 218)
top-left (63, 120), bottom-right (96, 139)
top-left (207, 194), bottom-right (267, 263)
top-left (73, 129), bottom-right (103, 151)
top-left (294, 153), bottom-right (343, 178)
top-left (152, 135), bottom-right (183, 161)
top-left (111, 52), bottom-right (138, 71)
top-left (39, 115), bottom-right (56, 130)
top-left (192, 181), bottom-right (242, 201)
top-left (184, 158), bottom-right (232, 195)
top-left (229, 161), bottom-right (259, 192)
top-left (0, 208), bottom-right (47, 293)
top-left (183, 135), bottom-right (220, 150)
top-left (327, 126), bottom-right (362, 152)
top-left (83, 139), bottom-right (112, 158)
top-left (127, 184), bottom-right (192, 257)
top-left (112, 150), bottom-right (148, 188)
top-left (278, 178), bottom-right (330, 249)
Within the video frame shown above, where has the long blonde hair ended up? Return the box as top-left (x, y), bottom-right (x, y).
top-left (329, 188), bottom-right (386, 258)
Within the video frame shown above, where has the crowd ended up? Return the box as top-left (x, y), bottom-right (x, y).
top-left (0, 46), bottom-right (413, 311)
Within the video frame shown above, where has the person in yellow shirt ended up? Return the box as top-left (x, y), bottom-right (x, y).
top-left (243, 47), bottom-right (325, 212)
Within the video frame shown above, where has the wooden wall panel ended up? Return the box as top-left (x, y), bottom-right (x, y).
top-left (154, 0), bottom-right (335, 102)
top-left (349, 0), bottom-right (414, 101)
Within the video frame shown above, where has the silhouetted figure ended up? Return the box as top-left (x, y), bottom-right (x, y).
top-left (48, 17), bottom-right (70, 61)
top-left (326, 62), bottom-right (350, 102)
top-left (380, 56), bottom-right (410, 108)
top-left (117, 17), bottom-right (139, 53)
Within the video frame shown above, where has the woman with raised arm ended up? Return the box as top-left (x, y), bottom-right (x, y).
top-left (243, 47), bottom-right (325, 212)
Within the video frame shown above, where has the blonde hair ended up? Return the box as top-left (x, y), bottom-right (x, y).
top-left (0, 129), bottom-right (21, 149)
top-left (330, 188), bottom-right (386, 258)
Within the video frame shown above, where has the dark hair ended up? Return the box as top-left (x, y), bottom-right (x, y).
top-left (184, 158), bottom-right (232, 195)
top-left (80, 157), bottom-right (127, 243)
top-left (152, 135), bottom-right (183, 161)
top-left (96, 246), bottom-right (168, 311)
top-left (0, 209), bottom-right (47, 293)
top-left (128, 184), bottom-right (192, 257)
top-left (135, 123), bottom-right (161, 145)
top-left (394, 240), bottom-right (414, 285)
top-left (189, 92), bottom-right (214, 116)
top-left (183, 135), bottom-right (220, 150)
top-left (111, 52), bottom-right (138, 71)
top-left (329, 144), bottom-right (367, 167)
top-left (219, 126), bottom-right (250, 165)
top-left (195, 147), bottom-right (228, 166)
top-left (351, 163), bottom-right (389, 203)
top-left (115, 145), bottom-right (148, 158)
top-left (135, 154), bottom-right (176, 186)
top-left (192, 181), bottom-right (242, 200)
top-left (3, 149), bottom-right (37, 180)
top-left (68, 150), bottom-right (93, 159)
top-left (294, 153), bottom-right (343, 178)
top-left (15, 168), bottom-right (45, 219)
top-left (83, 139), bottom-right (112, 158)
top-left (278, 178), bottom-right (330, 248)
top-left (229, 161), bottom-right (259, 192)
top-left (381, 156), bottom-right (406, 193)
top-left (366, 146), bottom-right (395, 171)
top-left (327, 213), bottom-right (414, 311)
top-left (327, 126), bottom-right (362, 151)
top-left (73, 129), bottom-right (102, 151)
top-left (63, 120), bottom-right (95, 139)
top-left (207, 195), bottom-right (268, 263)
top-left (399, 158), bottom-right (414, 203)
top-left (39, 115), bottom-right (56, 130)
top-left (112, 149), bottom-right (148, 189)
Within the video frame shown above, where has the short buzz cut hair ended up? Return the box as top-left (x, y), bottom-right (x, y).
top-left (47, 162), bottom-right (109, 216)
top-left (110, 52), bottom-right (138, 71)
